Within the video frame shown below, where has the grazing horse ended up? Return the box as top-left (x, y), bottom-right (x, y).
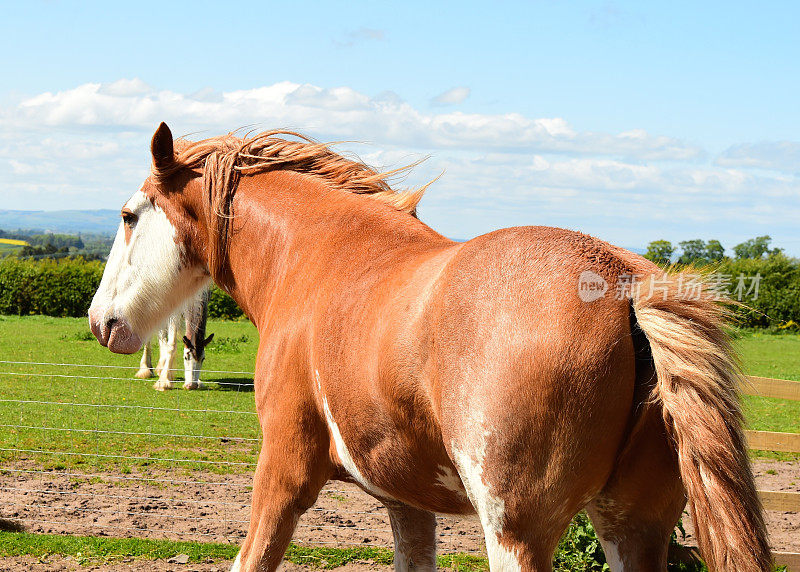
top-left (89, 123), bottom-right (771, 572)
top-left (135, 290), bottom-right (214, 390)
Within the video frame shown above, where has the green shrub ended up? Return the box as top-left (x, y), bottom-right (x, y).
top-left (0, 258), bottom-right (245, 320)
top-left (714, 254), bottom-right (800, 329)
top-left (553, 513), bottom-right (706, 571)
top-left (0, 257), bottom-right (104, 317)
top-left (207, 285), bottom-right (244, 319)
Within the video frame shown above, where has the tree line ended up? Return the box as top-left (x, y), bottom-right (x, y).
top-left (0, 228), bottom-right (113, 261)
top-left (644, 235), bottom-right (782, 265)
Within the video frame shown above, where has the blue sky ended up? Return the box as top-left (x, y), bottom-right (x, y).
top-left (1, 0), bottom-right (798, 254)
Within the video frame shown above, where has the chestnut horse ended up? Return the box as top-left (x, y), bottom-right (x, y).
top-left (89, 123), bottom-right (770, 572)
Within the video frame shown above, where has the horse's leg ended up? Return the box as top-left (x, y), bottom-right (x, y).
top-left (384, 501), bottom-right (437, 571)
top-left (584, 407), bottom-right (686, 572)
top-left (154, 316), bottom-right (179, 390)
top-left (233, 389), bottom-right (331, 571)
top-left (154, 328), bottom-right (166, 376)
top-left (135, 340), bottom-right (153, 378)
top-left (445, 344), bottom-right (634, 570)
top-left (451, 433), bottom-right (574, 572)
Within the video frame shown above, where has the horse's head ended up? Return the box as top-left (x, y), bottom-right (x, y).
top-left (89, 123), bottom-right (211, 353)
top-left (182, 332), bottom-right (214, 389)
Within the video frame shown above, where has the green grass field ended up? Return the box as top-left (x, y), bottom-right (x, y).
top-left (0, 315), bottom-right (261, 474)
top-left (0, 316), bottom-right (797, 474)
top-left (0, 521), bottom-right (706, 571)
top-left (737, 331), bottom-right (800, 439)
top-left (0, 243), bottom-right (23, 255)
top-left (0, 531), bottom-right (488, 570)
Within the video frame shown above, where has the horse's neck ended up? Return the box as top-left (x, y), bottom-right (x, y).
top-left (219, 171), bottom-right (448, 329)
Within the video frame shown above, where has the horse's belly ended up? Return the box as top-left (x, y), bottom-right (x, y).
top-left (330, 466), bottom-right (475, 516)
top-left (325, 418), bottom-right (474, 514)
top-left (317, 369), bottom-right (472, 513)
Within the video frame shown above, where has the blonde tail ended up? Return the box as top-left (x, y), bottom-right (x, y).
top-left (631, 277), bottom-right (771, 571)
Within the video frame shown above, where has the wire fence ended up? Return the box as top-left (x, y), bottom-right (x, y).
top-left (0, 359), bottom-right (485, 554)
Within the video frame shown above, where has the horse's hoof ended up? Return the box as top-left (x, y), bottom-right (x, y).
top-left (153, 381), bottom-right (174, 391)
top-left (135, 368), bottom-right (153, 379)
top-left (183, 381), bottom-right (203, 390)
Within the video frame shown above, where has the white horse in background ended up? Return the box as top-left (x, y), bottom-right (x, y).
top-left (135, 289), bottom-right (214, 390)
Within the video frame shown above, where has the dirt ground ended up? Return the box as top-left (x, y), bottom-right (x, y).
top-left (0, 458), bottom-right (797, 570)
top-left (0, 555), bottom-right (386, 571)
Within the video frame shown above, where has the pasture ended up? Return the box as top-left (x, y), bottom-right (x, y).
top-left (0, 242), bottom-right (24, 256)
top-left (0, 315), bottom-right (798, 569)
top-left (0, 315), bottom-right (260, 474)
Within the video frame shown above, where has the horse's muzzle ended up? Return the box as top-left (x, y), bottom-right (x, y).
top-left (88, 308), bottom-right (142, 354)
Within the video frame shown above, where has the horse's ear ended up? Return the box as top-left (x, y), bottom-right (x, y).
top-left (151, 122), bottom-right (174, 172)
top-left (202, 333), bottom-right (214, 348)
top-left (182, 335), bottom-right (194, 351)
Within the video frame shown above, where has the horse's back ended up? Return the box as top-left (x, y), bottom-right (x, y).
top-left (433, 226), bottom-right (644, 393)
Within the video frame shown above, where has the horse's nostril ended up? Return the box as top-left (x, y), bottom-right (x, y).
top-left (106, 318), bottom-right (118, 329)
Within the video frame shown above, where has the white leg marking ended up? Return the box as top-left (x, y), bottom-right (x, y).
top-left (485, 533), bottom-right (522, 572)
top-left (316, 370), bottom-right (391, 498)
top-left (153, 316), bottom-right (179, 390)
top-left (600, 539), bottom-right (624, 571)
top-left (391, 534), bottom-right (412, 572)
top-left (452, 414), bottom-right (521, 572)
top-left (590, 501), bottom-right (630, 572)
top-left (229, 550), bottom-right (241, 571)
top-left (386, 504), bottom-right (436, 572)
top-left (135, 340), bottom-right (153, 378)
top-left (392, 547), bottom-right (436, 572)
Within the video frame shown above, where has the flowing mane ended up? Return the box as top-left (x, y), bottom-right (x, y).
top-left (152, 130), bottom-right (431, 281)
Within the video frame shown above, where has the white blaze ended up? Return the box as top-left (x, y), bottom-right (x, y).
top-left (90, 189), bottom-right (209, 343)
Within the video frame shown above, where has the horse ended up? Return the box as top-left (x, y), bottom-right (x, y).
top-left (135, 289), bottom-right (214, 390)
top-left (88, 122), bottom-right (771, 572)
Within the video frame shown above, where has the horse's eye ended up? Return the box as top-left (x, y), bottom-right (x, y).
top-left (121, 210), bottom-right (138, 226)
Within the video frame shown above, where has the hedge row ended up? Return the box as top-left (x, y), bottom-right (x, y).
top-left (0, 257), bottom-right (104, 317)
top-left (0, 255), bottom-right (798, 328)
top-left (208, 285), bottom-right (245, 320)
top-left (0, 257), bottom-right (244, 319)
top-left (715, 255), bottom-right (800, 329)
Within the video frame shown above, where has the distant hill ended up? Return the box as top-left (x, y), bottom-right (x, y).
top-left (0, 210), bottom-right (118, 235)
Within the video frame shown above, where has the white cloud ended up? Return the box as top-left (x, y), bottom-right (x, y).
top-left (99, 78), bottom-right (153, 97)
top-left (0, 79), bottom-right (797, 253)
top-left (4, 79), bottom-right (702, 161)
top-left (9, 159), bottom-right (34, 175)
top-left (285, 84), bottom-right (372, 111)
top-left (333, 27), bottom-right (386, 47)
top-left (717, 141), bottom-right (800, 174)
top-left (431, 86), bottom-right (471, 106)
